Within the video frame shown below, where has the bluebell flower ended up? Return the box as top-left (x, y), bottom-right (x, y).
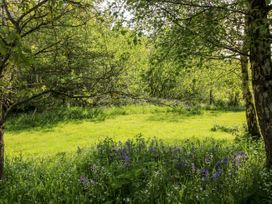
top-left (212, 168), bottom-right (223, 179)
top-left (222, 157), bottom-right (228, 165)
top-left (80, 176), bottom-right (87, 184)
top-left (239, 151), bottom-right (245, 156)
top-left (124, 154), bottom-right (130, 163)
top-left (121, 148), bottom-right (130, 165)
top-left (200, 168), bottom-right (209, 180)
top-left (215, 160), bottom-right (221, 169)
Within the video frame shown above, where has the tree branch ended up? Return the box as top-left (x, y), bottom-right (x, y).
top-left (2, 0), bottom-right (20, 32)
top-left (18, 0), bottom-right (49, 23)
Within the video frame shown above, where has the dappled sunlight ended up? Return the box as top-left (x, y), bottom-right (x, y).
top-left (6, 108), bottom-right (245, 156)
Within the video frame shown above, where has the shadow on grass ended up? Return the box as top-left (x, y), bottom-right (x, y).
top-left (147, 113), bottom-right (187, 122)
top-left (147, 106), bottom-right (204, 122)
top-left (6, 105), bottom-right (245, 132)
top-left (6, 107), bottom-right (107, 132)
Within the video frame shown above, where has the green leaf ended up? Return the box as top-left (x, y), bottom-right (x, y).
top-left (0, 40), bottom-right (7, 55)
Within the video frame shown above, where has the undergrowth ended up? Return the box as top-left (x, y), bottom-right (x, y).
top-left (0, 136), bottom-right (270, 203)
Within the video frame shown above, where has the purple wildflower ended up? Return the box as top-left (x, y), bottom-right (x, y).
top-left (212, 168), bottom-right (223, 179)
top-left (200, 168), bottom-right (209, 180)
top-left (79, 176), bottom-right (90, 191)
top-left (215, 160), bottom-right (221, 169)
top-left (121, 148), bottom-right (130, 165)
top-left (124, 154), bottom-right (130, 163)
top-left (80, 176), bottom-right (87, 184)
top-left (222, 157), bottom-right (228, 165)
top-left (238, 151), bottom-right (245, 156)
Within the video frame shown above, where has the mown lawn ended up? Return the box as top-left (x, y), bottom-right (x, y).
top-left (5, 105), bottom-right (245, 155)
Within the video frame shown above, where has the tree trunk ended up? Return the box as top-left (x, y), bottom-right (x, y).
top-left (209, 88), bottom-right (214, 105)
top-left (240, 56), bottom-right (260, 139)
top-left (0, 121), bottom-right (4, 180)
top-left (248, 0), bottom-right (272, 167)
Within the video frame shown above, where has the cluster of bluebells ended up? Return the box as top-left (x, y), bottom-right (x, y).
top-left (95, 138), bottom-right (132, 166)
top-left (199, 151), bottom-right (247, 182)
top-left (96, 137), bottom-right (169, 166)
top-left (82, 137), bottom-right (250, 192)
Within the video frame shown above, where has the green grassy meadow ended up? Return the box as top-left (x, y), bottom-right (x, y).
top-left (3, 105), bottom-right (272, 203)
top-left (6, 105), bottom-right (245, 156)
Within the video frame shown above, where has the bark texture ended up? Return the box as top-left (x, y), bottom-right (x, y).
top-left (240, 55), bottom-right (260, 139)
top-left (248, 0), bottom-right (272, 166)
top-left (0, 122), bottom-right (4, 180)
top-left (209, 89), bottom-right (214, 105)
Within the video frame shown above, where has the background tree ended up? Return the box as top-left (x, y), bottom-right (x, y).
top-left (0, 0), bottom-right (93, 179)
top-left (0, 0), bottom-right (151, 179)
top-left (145, 29), bottom-right (242, 106)
top-left (120, 0), bottom-right (261, 132)
top-left (122, 0), bottom-right (272, 165)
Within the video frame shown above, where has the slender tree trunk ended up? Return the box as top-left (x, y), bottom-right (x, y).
top-left (240, 56), bottom-right (260, 139)
top-left (209, 88), bottom-right (214, 105)
top-left (248, 0), bottom-right (272, 167)
top-left (0, 121), bottom-right (4, 180)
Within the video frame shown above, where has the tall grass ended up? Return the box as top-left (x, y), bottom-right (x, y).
top-left (0, 136), bottom-right (270, 203)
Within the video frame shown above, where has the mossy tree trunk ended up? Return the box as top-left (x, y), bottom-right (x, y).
top-left (0, 121), bottom-right (4, 180)
top-left (248, 0), bottom-right (272, 166)
top-left (240, 55), bottom-right (260, 139)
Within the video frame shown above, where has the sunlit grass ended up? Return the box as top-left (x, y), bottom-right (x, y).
top-left (5, 105), bottom-right (245, 156)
